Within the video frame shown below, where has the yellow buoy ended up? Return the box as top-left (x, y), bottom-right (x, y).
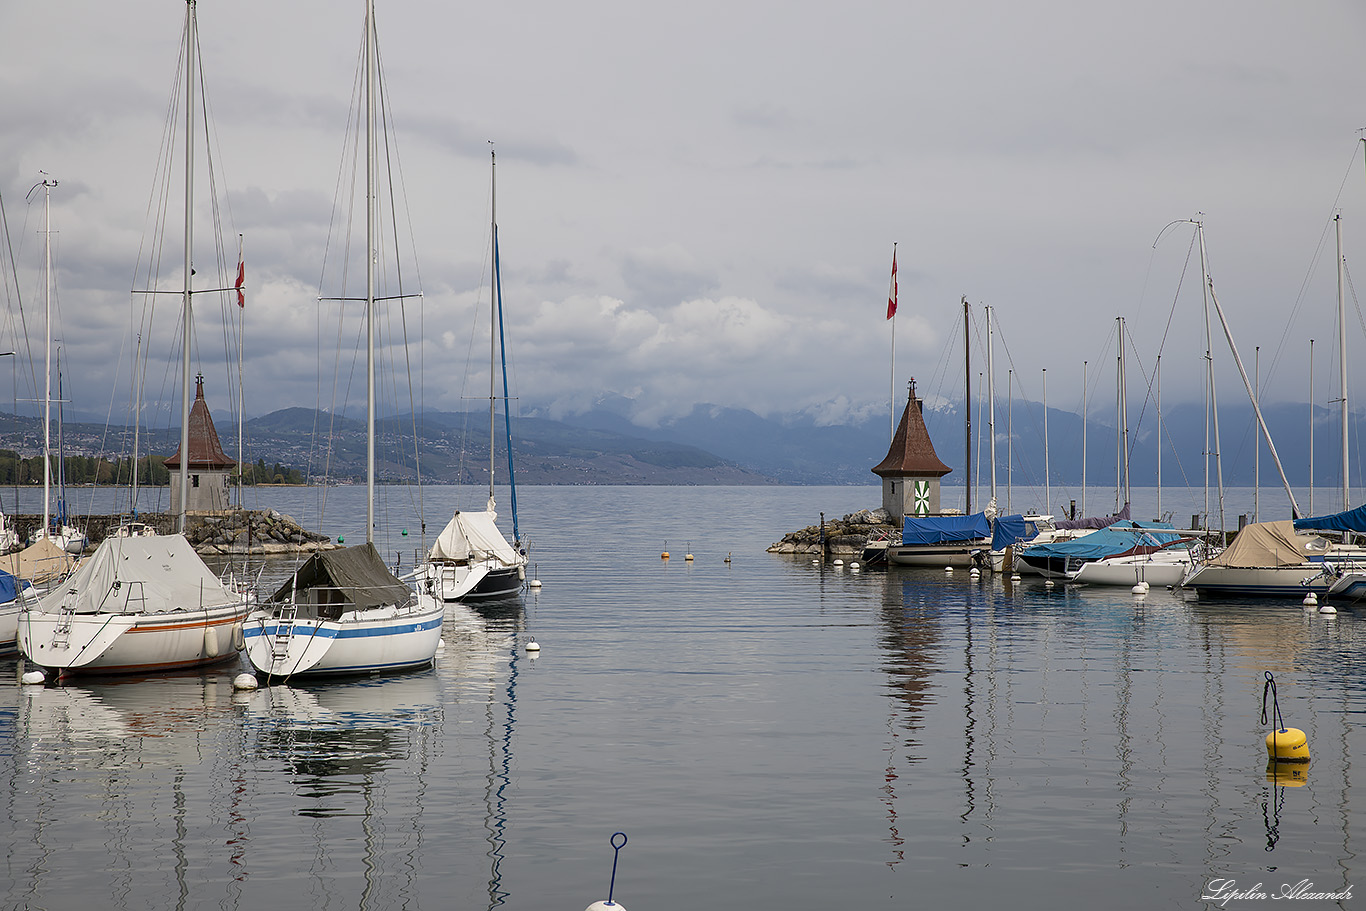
top-left (661, 551), bottom-right (670, 559)
top-left (1265, 727), bottom-right (1311, 763)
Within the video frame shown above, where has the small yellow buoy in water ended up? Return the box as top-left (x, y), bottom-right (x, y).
top-left (1266, 727), bottom-right (1311, 763)
top-left (1262, 671), bottom-right (1310, 764)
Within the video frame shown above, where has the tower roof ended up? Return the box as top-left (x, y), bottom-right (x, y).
top-left (163, 374), bottom-right (237, 470)
top-left (871, 387), bottom-right (951, 479)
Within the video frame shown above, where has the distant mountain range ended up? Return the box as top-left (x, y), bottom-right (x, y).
top-left (0, 395), bottom-right (1354, 487)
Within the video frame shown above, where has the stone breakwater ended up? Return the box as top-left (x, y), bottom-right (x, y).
top-left (18, 509), bottom-right (337, 555)
top-left (767, 508), bottom-right (897, 558)
top-left (189, 509), bottom-right (337, 555)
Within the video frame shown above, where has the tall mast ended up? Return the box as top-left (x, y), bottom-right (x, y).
top-left (1310, 339), bottom-right (1316, 516)
top-left (962, 296), bottom-right (971, 515)
top-left (41, 178), bottom-right (55, 539)
top-left (1156, 355), bottom-right (1162, 522)
top-left (1196, 220), bottom-right (1226, 536)
top-left (1338, 214), bottom-right (1349, 510)
top-left (1206, 274), bottom-right (1300, 517)
top-left (493, 151), bottom-right (520, 543)
top-left (1042, 367), bottom-right (1049, 516)
top-left (1081, 359), bottom-right (1088, 517)
top-left (1117, 316), bottom-right (1129, 510)
top-left (237, 235), bottom-right (244, 509)
top-left (986, 305), bottom-right (996, 503)
top-left (1007, 368), bottom-right (1013, 512)
top-left (489, 149), bottom-right (498, 510)
top-left (177, 0), bottom-right (196, 535)
top-left (364, 0), bottom-right (377, 543)
top-left (1254, 346), bottom-right (1260, 522)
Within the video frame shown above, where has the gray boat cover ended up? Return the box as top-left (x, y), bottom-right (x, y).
top-left (38, 533), bottom-right (236, 615)
top-left (269, 542), bottom-right (413, 610)
top-left (428, 510), bottom-right (520, 565)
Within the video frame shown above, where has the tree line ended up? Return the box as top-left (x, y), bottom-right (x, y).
top-left (0, 451), bottom-right (307, 486)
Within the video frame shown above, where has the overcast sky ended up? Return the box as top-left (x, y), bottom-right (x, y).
top-left (4, 0), bottom-right (1366, 438)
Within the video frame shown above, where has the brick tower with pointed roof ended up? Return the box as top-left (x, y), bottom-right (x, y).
top-left (163, 374), bottom-right (237, 515)
top-left (871, 379), bottom-right (952, 523)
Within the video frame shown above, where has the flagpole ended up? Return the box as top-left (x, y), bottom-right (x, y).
top-left (887, 243), bottom-right (897, 441)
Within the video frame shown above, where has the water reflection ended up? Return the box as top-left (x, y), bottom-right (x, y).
top-left (867, 566), bottom-right (1366, 885)
top-left (0, 594), bottom-right (529, 911)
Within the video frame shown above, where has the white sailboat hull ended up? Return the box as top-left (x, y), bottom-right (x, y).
top-left (1068, 551), bottom-right (1193, 587)
top-left (242, 596), bottom-right (445, 679)
top-left (1179, 562), bottom-right (1336, 598)
top-left (19, 601), bottom-right (248, 673)
top-left (412, 560), bottom-right (524, 602)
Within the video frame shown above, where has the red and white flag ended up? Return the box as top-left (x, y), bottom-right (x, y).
top-left (886, 247), bottom-right (897, 320)
top-left (234, 255), bottom-right (245, 308)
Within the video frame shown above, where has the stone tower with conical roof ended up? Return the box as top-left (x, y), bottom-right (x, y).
top-left (163, 374), bottom-right (237, 516)
top-left (871, 379), bottom-right (952, 523)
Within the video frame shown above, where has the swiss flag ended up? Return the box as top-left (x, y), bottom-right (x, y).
top-left (886, 247), bottom-right (897, 320)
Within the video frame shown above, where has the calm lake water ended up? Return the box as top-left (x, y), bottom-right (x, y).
top-left (1, 484), bottom-right (1363, 910)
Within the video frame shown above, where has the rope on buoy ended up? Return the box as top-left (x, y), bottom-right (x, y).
top-left (1262, 671), bottom-right (1310, 764)
top-left (584, 831), bottom-right (628, 911)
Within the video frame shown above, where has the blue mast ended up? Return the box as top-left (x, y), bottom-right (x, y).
top-left (491, 152), bottom-right (519, 545)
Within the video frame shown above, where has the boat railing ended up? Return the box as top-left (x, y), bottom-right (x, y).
top-left (105, 579), bottom-right (147, 614)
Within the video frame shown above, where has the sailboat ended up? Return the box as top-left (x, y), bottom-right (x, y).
top-left (17, 1), bottom-right (250, 676)
top-left (239, 0), bottom-right (443, 680)
top-left (411, 150), bottom-right (528, 603)
top-left (1182, 215), bottom-right (1366, 598)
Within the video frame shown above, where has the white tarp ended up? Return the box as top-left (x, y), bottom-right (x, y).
top-left (37, 533), bottom-right (238, 615)
top-left (428, 510), bottom-right (520, 565)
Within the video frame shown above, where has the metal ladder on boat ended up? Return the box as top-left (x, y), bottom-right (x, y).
top-left (271, 605), bottom-right (298, 662)
top-left (51, 607), bottom-right (77, 650)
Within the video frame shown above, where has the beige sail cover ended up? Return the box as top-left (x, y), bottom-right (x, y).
top-left (428, 510), bottom-right (520, 565)
top-left (0, 538), bottom-right (76, 584)
top-left (1206, 520), bottom-right (1323, 568)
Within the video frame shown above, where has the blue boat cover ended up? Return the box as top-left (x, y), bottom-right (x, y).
top-left (902, 512), bottom-right (992, 545)
top-left (1293, 503), bottom-right (1366, 534)
top-left (1020, 521), bottom-right (1182, 562)
top-left (991, 515), bottom-right (1039, 551)
top-left (0, 569), bottom-right (28, 604)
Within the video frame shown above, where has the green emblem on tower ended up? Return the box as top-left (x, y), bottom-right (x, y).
top-left (913, 479), bottom-right (931, 516)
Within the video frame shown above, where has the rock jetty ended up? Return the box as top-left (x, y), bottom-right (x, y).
top-left (768, 508), bottom-right (897, 558)
top-left (16, 509), bottom-right (336, 556)
top-left (187, 509), bottom-right (336, 555)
